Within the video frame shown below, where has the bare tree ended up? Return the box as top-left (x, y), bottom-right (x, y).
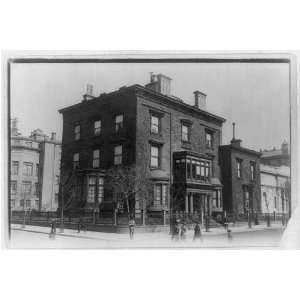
top-left (105, 164), bottom-right (152, 218)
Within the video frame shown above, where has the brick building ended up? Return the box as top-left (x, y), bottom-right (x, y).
top-left (219, 127), bottom-right (261, 217)
top-left (58, 74), bottom-right (226, 218)
top-left (10, 119), bottom-right (61, 211)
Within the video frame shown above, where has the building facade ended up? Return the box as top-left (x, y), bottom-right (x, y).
top-left (260, 141), bottom-right (291, 216)
top-left (59, 74), bottom-right (226, 218)
top-left (10, 119), bottom-right (61, 211)
top-left (260, 164), bottom-right (290, 215)
top-left (219, 136), bottom-right (261, 217)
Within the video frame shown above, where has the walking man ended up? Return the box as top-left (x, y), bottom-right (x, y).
top-left (193, 221), bottom-right (202, 241)
top-left (128, 216), bottom-right (135, 240)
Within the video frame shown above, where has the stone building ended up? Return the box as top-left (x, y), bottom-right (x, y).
top-left (260, 141), bottom-right (291, 217)
top-left (10, 119), bottom-right (61, 211)
top-left (219, 125), bottom-right (261, 217)
top-left (260, 141), bottom-right (290, 167)
top-left (58, 74), bottom-right (226, 218)
top-left (260, 164), bottom-right (290, 215)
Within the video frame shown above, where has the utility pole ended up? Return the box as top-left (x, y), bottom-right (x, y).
top-left (60, 185), bottom-right (64, 233)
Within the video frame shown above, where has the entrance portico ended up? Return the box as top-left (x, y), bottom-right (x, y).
top-left (184, 191), bottom-right (212, 224)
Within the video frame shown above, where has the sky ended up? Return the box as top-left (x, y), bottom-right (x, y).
top-left (10, 62), bottom-right (290, 151)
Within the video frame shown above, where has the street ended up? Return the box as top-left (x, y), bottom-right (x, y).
top-left (8, 224), bottom-right (285, 249)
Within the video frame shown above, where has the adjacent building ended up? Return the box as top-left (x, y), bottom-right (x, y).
top-left (10, 119), bottom-right (61, 211)
top-left (58, 74), bottom-right (226, 218)
top-left (260, 141), bottom-right (291, 216)
top-left (219, 126), bottom-right (261, 217)
top-left (260, 141), bottom-right (290, 167)
top-left (260, 164), bottom-right (290, 215)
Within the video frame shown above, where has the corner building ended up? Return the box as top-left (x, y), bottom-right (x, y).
top-left (59, 74), bottom-right (226, 218)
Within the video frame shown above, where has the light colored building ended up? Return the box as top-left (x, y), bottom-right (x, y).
top-left (10, 119), bottom-right (61, 211)
top-left (260, 164), bottom-right (290, 215)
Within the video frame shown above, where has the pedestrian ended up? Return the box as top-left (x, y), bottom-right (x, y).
top-left (78, 217), bottom-right (83, 233)
top-left (128, 216), bottom-right (135, 240)
top-left (49, 218), bottom-right (56, 239)
top-left (193, 221), bottom-right (202, 241)
top-left (180, 222), bottom-right (187, 240)
top-left (50, 218), bottom-right (56, 234)
top-left (172, 220), bottom-right (180, 241)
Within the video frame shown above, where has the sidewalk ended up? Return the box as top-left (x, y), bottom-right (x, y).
top-left (11, 222), bottom-right (284, 242)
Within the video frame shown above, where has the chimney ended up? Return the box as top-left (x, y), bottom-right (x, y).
top-left (51, 132), bottom-right (56, 141)
top-left (145, 73), bottom-right (172, 96)
top-left (83, 84), bottom-right (95, 101)
top-left (230, 122), bottom-right (242, 147)
top-left (193, 90), bottom-right (207, 110)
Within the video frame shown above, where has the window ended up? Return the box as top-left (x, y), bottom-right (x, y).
top-left (114, 145), bottom-right (122, 165)
top-left (74, 124), bottom-right (80, 140)
top-left (34, 183), bottom-right (39, 196)
top-left (181, 124), bottom-right (190, 142)
top-left (73, 153), bottom-right (79, 169)
top-left (195, 161), bottom-right (201, 180)
top-left (205, 131), bottom-right (213, 149)
top-left (237, 159), bottom-right (242, 178)
top-left (151, 115), bottom-right (160, 134)
top-left (35, 200), bottom-right (39, 208)
top-left (92, 149), bottom-right (100, 168)
top-left (87, 176), bottom-right (104, 203)
top-left (153, 184), bottom-right (168, 207)
top-left (243, 186), bottom-right (250, 213)
top-left (87, 177), bottom-right (96, 203)
top-left (263, 192), bottom-right (267, 204)
top-left (20, 199), bottom-right (24, 207)
top-left (186, 158), bottom-right (210, 181)
top-left (21, 182), bottom-right (31, 197)
top-left (115, 114), bottom-right (123, 132)
top-left (94, 120), bottom-right (101, 136)
top-left (274, 196), bottom-right (277, 209)
top-left (11, 199), bottom-right (15, 208)
top-left (250, 162), bottom-right (255, 180)
top-left (200, 161), bottom-right (205, 181)
top-left (26, 200), bottom-right (31, 208)
top-left (98, 177), bottom-right (104, 203)
top-left (187, 159), bottom-right (191, 179)
top-left (12, 161), bottom-right (19, 175)
top-left (11, 181), bottom-right (17, 194)
top-left (55, 193), bottom-right (59, 203)
top-left (36, 164), bottom-right (39, 177)
top-left (23, 162), bottom-right (33, 176)
top-left (150, 145), bottom-right (160, 168)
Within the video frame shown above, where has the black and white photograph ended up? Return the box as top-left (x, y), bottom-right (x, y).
top-left (3, 52), bottom-right (298, 249)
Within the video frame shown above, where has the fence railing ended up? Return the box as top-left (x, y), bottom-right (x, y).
top-left (11, 209), bottom-right (289, 228)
